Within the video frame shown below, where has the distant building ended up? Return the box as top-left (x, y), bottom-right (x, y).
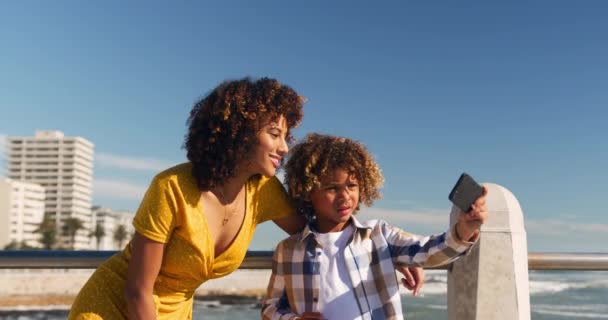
top-left (0, 178), bottom-right (45, 249)
top-left (91, 206), bottom-right (135, 250)
top-left (5, 130), bottom-right (94, 249)
top-left (116, 210), bottom-right (136, 237)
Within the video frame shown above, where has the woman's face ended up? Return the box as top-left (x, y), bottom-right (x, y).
top-left (245, 115), bottom-right (289, 177)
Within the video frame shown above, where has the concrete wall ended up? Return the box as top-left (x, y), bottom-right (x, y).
top-left (448, 183), bottom-right (530, 320)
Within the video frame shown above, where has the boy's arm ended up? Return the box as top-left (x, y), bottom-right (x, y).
top-left (261, 242), bottom-right (300, 320)
top-left (384, 222), bottom-right (476, 268)
top-left (387, 188), bottom-right (488, 267)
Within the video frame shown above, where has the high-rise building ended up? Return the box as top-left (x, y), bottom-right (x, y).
top-left (91, 206), bottom-right (134, 250)
top-left (0, 178), bottom-right (46, 249)
top-left (5, 130), bottom-right (94, 249)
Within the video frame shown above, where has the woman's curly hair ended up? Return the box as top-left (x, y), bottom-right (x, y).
top-left (184, 77), bottom-right (304, 190)
top-left (284, 133), bottom-right (384, 219)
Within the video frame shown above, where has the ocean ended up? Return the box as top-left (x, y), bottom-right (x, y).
top-left (1, 270), bottom-right (606, 320)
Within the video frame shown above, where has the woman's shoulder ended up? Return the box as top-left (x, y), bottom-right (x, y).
top-left (150, 162), bottom-right (197, 191)
top-left (155, 162), bottom-right (192, 178)
top-left (248, 175), bottom-right (284, 192)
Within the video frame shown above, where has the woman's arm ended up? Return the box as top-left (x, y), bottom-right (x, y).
top-left (125, 232), bottom-right (165, 320)
top-left (272, 214), bottom-right (307, 235)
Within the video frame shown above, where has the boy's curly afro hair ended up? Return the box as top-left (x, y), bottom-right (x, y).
top-left (184, 77), bottom-right (304, 190)
top-left (284, 133), bottom-right (384, 218)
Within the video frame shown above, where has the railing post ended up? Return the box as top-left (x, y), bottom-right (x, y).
top-left (448, 183), bottom-right (531, 320)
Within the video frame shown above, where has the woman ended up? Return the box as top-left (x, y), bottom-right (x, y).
top-left (69, 77), bottom-right (422, 319)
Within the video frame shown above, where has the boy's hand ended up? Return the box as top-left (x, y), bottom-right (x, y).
top-left (456, 186), bottom-right (489, 242)
top-left (299, 312), bottom-right (324, 319)
top-left (397, 266), bottom-right (424, 296)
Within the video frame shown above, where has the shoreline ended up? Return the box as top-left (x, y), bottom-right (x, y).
top-left (0, 269), bottom-right (451, 311)
top-left (0, 269), bottom-right (272, 311)
top-left (0, 291), bottom-right (267, 312)
top-left (0, 294), bottom-right (73, 312)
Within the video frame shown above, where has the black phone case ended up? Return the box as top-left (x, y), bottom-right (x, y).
top-left (448, 173), bottom-right (484, 212)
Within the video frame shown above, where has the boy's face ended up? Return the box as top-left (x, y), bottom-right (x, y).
top-left (309, 168), bottom-right (360, 233)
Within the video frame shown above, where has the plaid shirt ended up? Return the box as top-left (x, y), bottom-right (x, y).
top-left (261, 216), bottom-right (475, 320)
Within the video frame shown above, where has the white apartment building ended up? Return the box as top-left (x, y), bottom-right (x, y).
top-left (117, 210), bottom-right (136, 238)
top-left (0, 178), bottom-right (46, 249)
top-left (91, 206), bottom-right (135, 250)
top-left (6, 130), bottom-right (94, 249)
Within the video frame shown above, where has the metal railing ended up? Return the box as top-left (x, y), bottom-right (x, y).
top-left (1, 251), bottom-right (607, 270)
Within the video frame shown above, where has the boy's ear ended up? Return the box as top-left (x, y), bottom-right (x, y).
top-left (302, 188), bottom-right (313, 201)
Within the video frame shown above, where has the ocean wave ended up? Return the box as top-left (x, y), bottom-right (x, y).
top-left (0, 304), bottom-right (70, 312)
top-left (425, 304), bottom-right (447, 310)
top-left (396, 270), bottom-right (608, 296)
top-left (195, 300), bottom-right (222, 308)
top-left (533, 304), bottom-right (608, 318)
top-left (418, 272), bottom-right (448, 296)
top-left (529, 279), bottom-right (573, 294)
top-left (534, 304), bottom-right (608, 312)
top-left (397, 270), bottom-right (447, 296)
top-left (425, 274), bottom-right (448, 283)
top-left (529, 277), bottom-right (608, 295)
top-left (410, 279), bottom-right (604, 296)
top-left (413, 282), bottom-right (447, 296)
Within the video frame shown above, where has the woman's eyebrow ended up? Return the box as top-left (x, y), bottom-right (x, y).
top-left (266, 121), bottom-right (280, 129)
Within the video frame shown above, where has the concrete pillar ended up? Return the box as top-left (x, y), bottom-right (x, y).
top-left (447, 183), bottom-right (530, 320)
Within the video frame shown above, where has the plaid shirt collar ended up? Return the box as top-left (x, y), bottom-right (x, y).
top-left (297, 215), bottom-right (372, 243)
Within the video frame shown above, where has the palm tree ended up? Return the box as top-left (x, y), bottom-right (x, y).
top-left (3, 240), bottom-right (36, 250)
top-left (35, 214), bottom-right (57, 250)
top-left (20, 241), bottom-right (36, 250)
top-left (90, 224), bottom-right (106, 250)
top-left (113, 224), bottom-right (128, 249)
top-left (63, 217), bottom-right (85, 250)
top-left (3, 241), bottom-right (19, 250)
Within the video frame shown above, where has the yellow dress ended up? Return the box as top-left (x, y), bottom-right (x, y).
top-left (69, 163), bottom-right (294, 319)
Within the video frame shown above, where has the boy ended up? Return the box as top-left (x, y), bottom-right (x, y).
top-left (262, 134), bottom-right (488, 320)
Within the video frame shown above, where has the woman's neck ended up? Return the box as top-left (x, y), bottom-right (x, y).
top-left (214, 169), bottom-right (253, 200)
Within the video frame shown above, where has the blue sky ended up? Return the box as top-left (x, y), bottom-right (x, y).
top-left (1, 1), bottom-right (606, 252)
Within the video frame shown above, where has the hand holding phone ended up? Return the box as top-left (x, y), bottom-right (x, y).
top-left (448, 173), bottom-right (484, 213)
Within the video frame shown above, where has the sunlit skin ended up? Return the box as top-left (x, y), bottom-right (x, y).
top-left (245, 116), bottom-right (289, 178)
top-left (126, 126), bottom-right (427, 320)
top-left (304, 168), bottom-right (424, 319)
top-left (303, 168), bottom-right (487, 312)
top-left (455, 186), bottom-right (489, 242)
top-left (203, 115), bottom-right (292, 256)
top-left (309, 168), bottom-right (360, 233)
top-left (300, 169), bottom-right (359, 320)
top-left (126, 116), bottom-right (299, 320)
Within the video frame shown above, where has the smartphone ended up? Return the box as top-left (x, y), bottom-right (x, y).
top-left (448, 173), bottom-right (484, 212)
